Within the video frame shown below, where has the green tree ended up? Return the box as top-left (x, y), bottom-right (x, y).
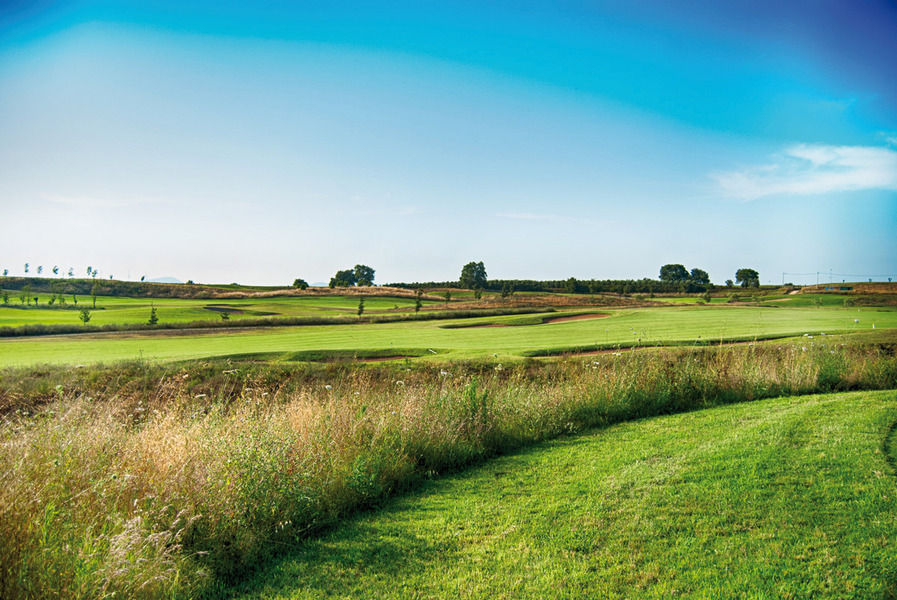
top-left (293, 278), bottom-right (309, 290)
top-left (500, 282), bottom-right (514, 298)
top-left (220, 311), bottom-right (230, 321)
top-left (659, 264), bottom-right (689, 283)
top-left (37, 266), bottom-right (43, 275)
top-left (91, 281), bottom-right (100, 309)
top-left (414, 289), bottom-right (423, 313)
top-left (52, 265), bottom-right (59, 276)
top-left (689, 268), bottom-right (710, 285)
top-left (2, 292), bottom-right (8, 304)
top-left (147, 306), bottom-right (159, 326)
top-left (357, 296), bottom-right (365, 317)
top-left (24, 263), bottom-right (29, 274)
top-left (444, 291), bottom-right (451, 306)
top-left (473, 288), bottom-right (483, 300)
top-left (354, 264), bottom-right (375, 286)
top-left (565, 277), bottom-right (578, 294)
top-left (329, 269), bottom-right (357, 288)
top-left (67, 268), bottom-right (74, 278)
top-left (78, 308), bottom-right (91, 324)
top-left (725, 279), bottom-right (734, 287)
top-left (735, 268), bottom-right (760, 288)
top-left (459, 261), bottom-right (487, 290)
top-left (2, 269), bottom-right (7, 276)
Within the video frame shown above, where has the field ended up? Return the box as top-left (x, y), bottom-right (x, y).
top-left (234, 390), bottom-right (897, 599)
top-left (2, 282), bottom-right (897, 599)
top-left (1, 301), bottom-right (894, 367)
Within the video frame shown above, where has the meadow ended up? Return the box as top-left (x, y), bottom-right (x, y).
top-left (0, 302), bottom-right (893, 367)
top-left (234, 389), bottom-right (897, 599)
top-left (3, 333), bottom-right (897, 599)
top-left (2, 284), bottom-right (897, 599)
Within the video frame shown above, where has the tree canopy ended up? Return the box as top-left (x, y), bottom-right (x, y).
top-left (354, 264), bottom-right (375, 286)
top-left (329, 269), bottom-right (357, 288)
top-left (735, 268), bottom-right (760, 288)
top-left (459, 261), bottom-right (487, 290)
top-left (689, 268), bottom-right (710, 285)
top-left (659, 264), bottom-right (690, 283)
top-left (328, 265), bottom-right (375, 288)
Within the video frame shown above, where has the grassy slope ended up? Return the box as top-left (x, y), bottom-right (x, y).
top-left (0, 294), bottom-right (438, 328)
top-left (0, 305), bottom-right (893, 367)
top-left (234, 390), bottom-right (897, 599)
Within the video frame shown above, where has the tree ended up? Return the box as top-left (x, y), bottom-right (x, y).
top-left (24, 263), bottom-right (29, 274)
top-left (140, 275), bottom-right (145, 282)
top-left (91, 281), bottom-right (100, 309)
top-left (725, 279), bottom-right (734, 287)
top-left (147, 306), bottom-right (159, 326)
top-left (735, 268), bottom-right (760, 288)
top-left (444, 291), bottom-right (452, 306)
top-left (689, 268), bottom-right (710, 285)
top-left (2, 269), bottom-right (7, 277)
top-left (357, 296), bottom-right (365, 317)
top-left (52, 266), bottom-right (59, 276)
top-left (37, 266), bottom-right (43, 275)
top-left (293, 278), bottom-right (309, 290)
top-left (329, 269), bottom-right (357, 288)
top-left (68, 268), bottom-right (74, 278)
top-left (414, 289), bottom-right (423, 313)
top-left (659, 264), bottom-right (689, 283)
top-left (79, 308), bottom-right (91, 324)
top-left (354, 264), bottom-right (375, 287)
top-left (565, 277), bottom-right (578, 294)
top-left (459, 261), bottom-right (487, 290)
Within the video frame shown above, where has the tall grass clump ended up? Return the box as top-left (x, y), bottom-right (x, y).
top-left (1, 336), bottom-right (896, 598)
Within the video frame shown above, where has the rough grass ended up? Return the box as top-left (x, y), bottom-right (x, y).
top-left (2, 337), bottom-right (897, 599)
top-left (232, 390), bottom-right (897, 599)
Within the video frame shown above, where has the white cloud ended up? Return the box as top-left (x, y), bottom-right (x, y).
top-left (711, 144), bottom-right (897, 201)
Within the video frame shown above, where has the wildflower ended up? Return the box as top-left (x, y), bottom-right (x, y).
top-left (325, 385), bottom-right (332, 390)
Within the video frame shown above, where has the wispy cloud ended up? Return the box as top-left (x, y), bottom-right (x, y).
top-left (711, 144), bottom-right (897, 201)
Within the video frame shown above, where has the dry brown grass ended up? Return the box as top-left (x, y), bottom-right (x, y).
top-left (2, 340), bottom-right (896, 598)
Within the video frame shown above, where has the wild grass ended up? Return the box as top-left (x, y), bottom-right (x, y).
top-left (232, 390), bottom-right (897, 599)
top-left (1, 337), bottom-right (897, 598)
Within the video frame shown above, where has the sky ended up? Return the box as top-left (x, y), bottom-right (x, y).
top-left (1, 0), bottom-right (895, 286)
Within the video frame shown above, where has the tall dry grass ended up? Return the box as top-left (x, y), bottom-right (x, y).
top-left (1, 339), bottom-right (896, 598)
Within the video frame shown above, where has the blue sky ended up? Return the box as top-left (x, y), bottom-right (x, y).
top-left (1, 1), bottom-right (895, 286)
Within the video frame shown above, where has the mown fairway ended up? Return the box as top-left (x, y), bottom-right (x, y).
top-left (0, 294), bottom-right (437, 328)
top-left (0, 305), bottom-right (893, 367)
top-left (234, 390), bottom-right (897, 599)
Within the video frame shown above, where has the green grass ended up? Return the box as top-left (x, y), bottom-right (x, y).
top-left (233, 390), bottom-right (897, 599)
top-left (1, 305), bottom-right (894, 367)
top-left (3, 340), bottom-right (896, 599)
top-left (0, 293), bottom-right (440, 328)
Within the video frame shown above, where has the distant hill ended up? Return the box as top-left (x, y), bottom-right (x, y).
top-left (147, 277), bottom-right (183, 284)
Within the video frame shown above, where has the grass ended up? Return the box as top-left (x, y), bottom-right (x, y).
top-left (0, 293), bottom-right (443, 329)
top-left (1, 305), bottom-right (894, 367)
top-left (2, 338), bottom-right (897, 599)
top-left (232, 389), bottom-right (897, 599)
